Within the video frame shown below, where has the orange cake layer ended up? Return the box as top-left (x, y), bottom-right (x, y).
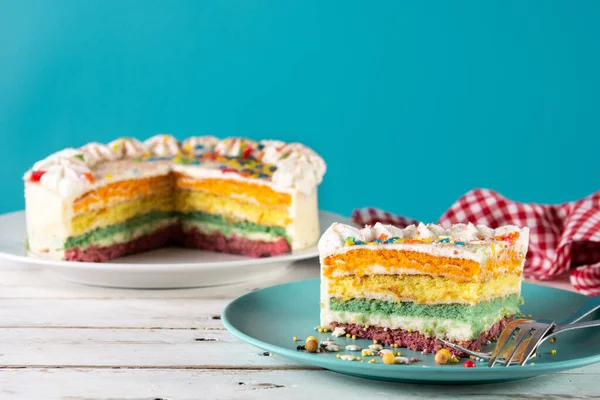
top-left (73, 175), bottom-right (174, 214)
top-left (175, 174), bottom-right (291, 207)
top-left (323, 248), bottom-right (525, 282)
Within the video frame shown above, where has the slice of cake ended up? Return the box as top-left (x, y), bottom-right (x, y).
top-left (24, 135), bottom-right (325, 262)
top-left (319, 221), bottom-right (529, 354)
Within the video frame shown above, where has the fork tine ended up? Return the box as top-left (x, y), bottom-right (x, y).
top-left (503, 326), bottom-right (534, 366)
top-left (517, 324), bottom-right (555, 366)
top-left (436, 338), bottom-right (486, 359)
top-left (488, 321), bottom-right (524, 367)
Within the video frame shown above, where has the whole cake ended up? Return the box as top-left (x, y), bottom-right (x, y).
top-left (24, 135), bottom-right (326, 261)
top-left (319, 221), bottom-right (529, 354)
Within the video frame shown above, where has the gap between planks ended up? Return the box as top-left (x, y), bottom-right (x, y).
top-left (0, 365), bottom-right (321, 370)
top-left (0, 325), bottom-right (225, 330)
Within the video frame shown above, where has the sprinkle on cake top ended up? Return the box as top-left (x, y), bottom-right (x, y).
top-left (24, 135), bottom-right (326, 198)
top-left (319, 222), bottom-right (529, 257)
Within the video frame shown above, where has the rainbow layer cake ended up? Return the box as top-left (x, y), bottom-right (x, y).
top-left (319, 221), bottom-right (529, 354)
top-left (24, 135), bottom-right (325, 261)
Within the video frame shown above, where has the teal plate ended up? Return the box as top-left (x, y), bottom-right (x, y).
top-left (222, 279), bottom-right (600, 384)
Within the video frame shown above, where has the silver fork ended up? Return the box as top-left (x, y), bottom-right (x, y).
top-left (493, 318), bottom-right (600, 367)
top-left (437, 295), bottom-right (600, 363)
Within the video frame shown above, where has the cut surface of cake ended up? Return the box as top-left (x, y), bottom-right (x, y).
top-left (319, 221), bottom-right (529, 354)
top-left (24, 135), bottom-right (325, 261)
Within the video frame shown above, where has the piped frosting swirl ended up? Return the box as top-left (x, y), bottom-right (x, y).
top-left (25, 135), bottom-right (326, 198)
top-left (319, 222), bottom-right (529, 257)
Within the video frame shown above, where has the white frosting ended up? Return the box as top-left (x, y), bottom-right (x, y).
top-left (447, 223), bottom-right (480, 242)
top-left (108, 137), bottom-right (145, 158)
top-left (345, 345), bottom-right (361, 351)
top-left (32, 148), bottom-right (82, 171)
top-left (340, 355), bottom-right (356, 361)
top-left (182, 136), bottom-right (219, 157)
top-left (261, 141), bottom-right (327, 195)
top-left (373, 222), bottom-right (405, 239)
top-left (30, 150), bottom-right (93, 198)
top-left (80, 142), bottom-right (118, 166)
top-left (26, 135), bottom-right (326, 198)
top-left (144, 134), bottom-right (180, 157)
top-left (215, 137), bottom-right (258, 157)
top-left (319, 222), bottom-right (530, 259)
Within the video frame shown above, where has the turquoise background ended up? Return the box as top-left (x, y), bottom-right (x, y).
top-left (1, 1), bottom-right (599, 222)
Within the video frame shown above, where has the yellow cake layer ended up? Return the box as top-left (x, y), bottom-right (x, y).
top-left (73, 175), bottom-right (174, 214)
top-left (323, 248), bottom-right (524, 282)
top-left (175, 190), bottom-right (291, 227)
top-left (71, 195), bottom-right (174, 235)
top-left (175, 174), bottom-right (292, 207)
top-left (327, 274), bottom-right (522, 305)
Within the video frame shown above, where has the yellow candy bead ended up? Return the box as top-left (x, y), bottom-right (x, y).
top-left (352, 335), bottom-right (357, 340)
top-left (393, 344), bottom-right (399, 348)
top-left (373, 340), bottom-right (379, 344)
top-left (382, 352), bottom-right (396, 365)
top-left (550, 349), bottom-right (557, 355)
top-left (346, 334), bottom-right (351, 338)
top-left (293, 336), bottom-right (299, 342)
top-left (305, 340), bottom-right (318, 353)
top-left (435, 349), bottom-right (451, 365)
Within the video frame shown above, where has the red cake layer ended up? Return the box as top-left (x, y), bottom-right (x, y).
top-left (65, 225), bottom-right (178, 262)
top-left (332, 316), bottom-right (513, 357)
top-left (65, 226), bottom-right (291, 261)
top-left (180, 228), bottom-right (291, 258)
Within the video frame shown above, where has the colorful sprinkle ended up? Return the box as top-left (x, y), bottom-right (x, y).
top-left (29, 170), bottom-right (45, 182)
top-left (463, 360), bottom-right (476, 368)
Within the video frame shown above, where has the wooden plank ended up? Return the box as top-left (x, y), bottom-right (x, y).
top-left (0, 367), bottom-right (598, 400)
top-left (0, 263), bottom-right (319, 299)
top-left (0, 328), bottom-right (306, 368)
top-left (0, 298), bottom-right (227, 329)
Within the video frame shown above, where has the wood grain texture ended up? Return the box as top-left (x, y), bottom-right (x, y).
top-left (1, 368), bottom-right (600, 400)
top-left (0, 328), bottom-right (304, 368)
top-left (0, 264), bottom-right (597, 399)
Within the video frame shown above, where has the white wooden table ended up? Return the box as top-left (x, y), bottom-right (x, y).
top-left (1, 260), bottom-right (598, 400)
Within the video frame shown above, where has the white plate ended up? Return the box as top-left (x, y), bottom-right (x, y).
top-left (0, 210), bottom-right (349, 288)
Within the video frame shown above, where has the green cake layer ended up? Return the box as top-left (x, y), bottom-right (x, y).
top-left (65, 211), bottom-right (174, 249)
top-left (179, 211), bottom-right (291, 243)
top-left (329, 295), bottom-right (520, 323)
top-left (65, 210), bottom-right (291, 249)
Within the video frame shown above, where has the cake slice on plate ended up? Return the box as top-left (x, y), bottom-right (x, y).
top-left (319, 221), bottom-right (529, 354)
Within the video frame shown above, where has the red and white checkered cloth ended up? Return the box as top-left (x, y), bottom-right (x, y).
top-left (351, 189), bottom-right (600, 296)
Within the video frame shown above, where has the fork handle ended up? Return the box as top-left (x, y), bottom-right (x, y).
top-left (553, 319), bottom-right (600, 335)
top-left (559, 296), bottom-right (600, 324)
